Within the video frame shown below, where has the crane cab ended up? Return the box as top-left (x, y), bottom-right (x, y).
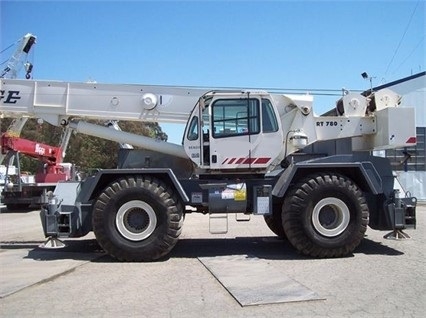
top-left (183, 91), bottom-right (283, 172)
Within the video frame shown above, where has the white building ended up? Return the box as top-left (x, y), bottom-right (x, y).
top-left (375, 72), bottom-right (426, 200)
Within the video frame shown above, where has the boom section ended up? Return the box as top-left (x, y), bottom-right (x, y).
top-left (0, 79), bottom-right (209, 126)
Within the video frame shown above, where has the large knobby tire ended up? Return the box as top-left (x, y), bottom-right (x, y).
top-left (264, 201), bottom-right (286, 239)
top-left (92, 176), bottom-right (183, 262)
top-left (282, 173), bottom-right (369, 258)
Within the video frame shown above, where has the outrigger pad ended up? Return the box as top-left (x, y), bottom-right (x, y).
top-left (39, 237), bottom-right (66, 249)
top-left (384, 230), bottom-right (411, 240)
top-left (198, 255), bottom-right (323, 306)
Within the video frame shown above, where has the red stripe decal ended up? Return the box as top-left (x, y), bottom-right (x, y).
top-left (223, 157), bottom-right (272, 165)
top-left (254, 157), bottom-right (271, 164)
top-left (406, 137), bottom-right (417, 144)
top-left (243, 158), bottom-right (256, 164)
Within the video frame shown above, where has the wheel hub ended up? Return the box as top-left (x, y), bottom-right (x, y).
top-left (124, 208), bottom-right (150, 232)
top-left (312, 197), bottom-right (350, 237)
top-left (116, 200), bottom-right (157, 241)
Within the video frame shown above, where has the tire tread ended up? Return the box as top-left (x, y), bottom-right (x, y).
top-left (283, 173), bottom-right (369, 258)
top-left (92, 176), bottom-right (183, 262)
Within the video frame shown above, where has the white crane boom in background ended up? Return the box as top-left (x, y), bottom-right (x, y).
top-left (1, 33), bottom-right (36, 80)
top-left (0, 33), bottom-right (36, 163)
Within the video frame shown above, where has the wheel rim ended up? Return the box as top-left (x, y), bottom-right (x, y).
top-left (116, 200), bottom-right (157, 241)
top-left (311, 197), bottom-right (350, 237)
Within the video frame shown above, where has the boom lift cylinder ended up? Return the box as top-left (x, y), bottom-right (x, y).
top-left (68, 120), bottom-right (188, 159)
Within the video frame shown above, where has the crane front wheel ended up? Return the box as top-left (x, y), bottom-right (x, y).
top-left (282, 173), bottom-right (369, 258)
top-left (92, 176), bottom-right (183, 261)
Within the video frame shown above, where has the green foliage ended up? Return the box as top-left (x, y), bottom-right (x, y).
top-left (1, 118), bottom-right (168, 173)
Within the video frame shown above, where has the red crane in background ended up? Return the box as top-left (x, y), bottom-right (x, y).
top-left (1, 133), bottom-right (68, 183)
top-left (0, 132), bottom-right (73, 211)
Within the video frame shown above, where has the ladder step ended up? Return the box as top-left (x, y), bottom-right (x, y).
top-left (235, 213), bottom-right (251, 222)
top-left (209, 213), bottom-right (228, 234)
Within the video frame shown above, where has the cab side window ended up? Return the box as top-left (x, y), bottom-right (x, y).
top-left (187, 116), bottom-right (199, 140)
top-left (212, 99), bottom-right (260, 138)
top-left (262, 99), bottom-right (278, 133)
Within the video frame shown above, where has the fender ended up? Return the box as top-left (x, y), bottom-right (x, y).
top-left (272, 154), bottom-right (394, 198)
top-left (78, 168), bottom-right (189, 204)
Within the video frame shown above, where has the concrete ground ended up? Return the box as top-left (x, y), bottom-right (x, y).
top-left (0, 204), bottom-right (425, 317)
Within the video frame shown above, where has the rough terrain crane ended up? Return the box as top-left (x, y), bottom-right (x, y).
top-left (0, 78), bottom-right (417, 260)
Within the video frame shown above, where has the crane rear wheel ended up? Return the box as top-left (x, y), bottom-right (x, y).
top-left (92, 176), bottom-right (183, 262)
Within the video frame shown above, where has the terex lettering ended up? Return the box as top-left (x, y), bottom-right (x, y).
top-left (0, 90), bottom-right (21, 104)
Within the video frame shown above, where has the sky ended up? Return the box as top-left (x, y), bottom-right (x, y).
top-left (1, 0), bottom-right (425, 144)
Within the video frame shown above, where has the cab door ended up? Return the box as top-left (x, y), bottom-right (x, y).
top-left (209, 96), bottom-right (282, 170)
top-left (184, 95), bottom-right (282, 171)
top-left (207, 97), bottom-right (258, 170)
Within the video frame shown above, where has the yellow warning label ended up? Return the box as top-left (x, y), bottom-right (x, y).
top-left (234, 190), bottom-right (246, 201)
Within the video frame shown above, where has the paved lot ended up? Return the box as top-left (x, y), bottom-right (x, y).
top-left (0, 204), bottom-right (425, 317)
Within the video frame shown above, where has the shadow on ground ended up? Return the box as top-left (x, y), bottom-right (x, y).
top-left (1, 234), bottom-right (404, 262)
top-left (0, 206), bottom-right (38, 214)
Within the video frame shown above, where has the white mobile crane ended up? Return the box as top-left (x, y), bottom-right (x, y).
top-left (0, 78), bottom-right (418, 260)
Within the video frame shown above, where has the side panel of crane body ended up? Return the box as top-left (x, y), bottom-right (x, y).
top-left (352, 107), bottom-right (417, 151)
top-left (117, 148), bottom-right (194, 179)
